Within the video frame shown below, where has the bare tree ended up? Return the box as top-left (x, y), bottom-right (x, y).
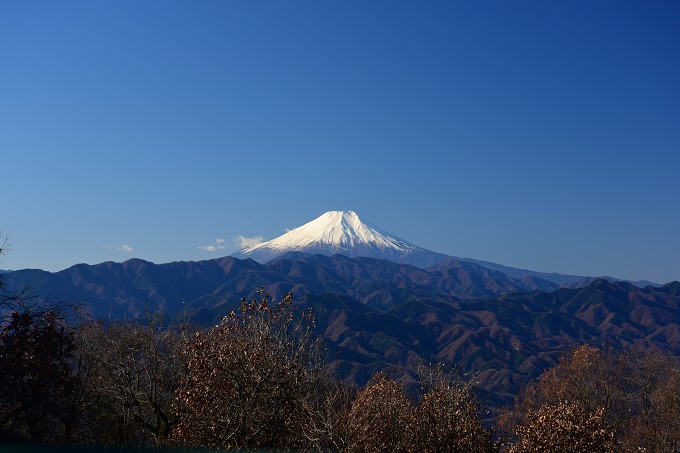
top-left (503, 344), bottom-right (680, 452)
top-left (618, 348), bottom-right (680, 453)
top-left (0, 308), bottom-right (78, 443)
top-left (508, 400), bottom-right (616, 453)
top-left (60, 317), bottom-right (109, 445)
top-left (345, 372), bottom-right (413, 453)
top-left (172, 289), bottom-right (326, 451)
top-left (647, 365), bottom-right (680, 453)
top-left (0, 234), bottom-right (34, 320)
top-left (409, 364), bottom-right (494, 453)
top-left (507, 345), bottom-right (627, 433)
top-left (91, 311), bottom-right (187, 447)
top-left (0, 237), bottom-right (87, 443)
top-left (301, 375), bottom-right (356, 452)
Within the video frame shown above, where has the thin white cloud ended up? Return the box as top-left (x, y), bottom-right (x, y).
top-left (198, 238), bottom-right (228, 253)
top-left (234, 235), bottom-right (265, 249)
top-left (117, 244), bottom-right (134, 253)
top-left (105, 244), bottom-right (133, 253)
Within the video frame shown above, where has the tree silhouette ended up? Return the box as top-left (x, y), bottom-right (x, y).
top-left (85, 312), bottom-right (187, 446)
top-left (0, 309), bottom-right (78, 443)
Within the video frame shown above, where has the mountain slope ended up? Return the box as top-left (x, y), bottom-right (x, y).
top-left (1, 254), bottom-right (558, 318)
top-left (3, 255), bottom-right (678, 406)
top-left (232, 210), bottom-right (448, 268)
top-left (307, 279), bottom-right (680, 404)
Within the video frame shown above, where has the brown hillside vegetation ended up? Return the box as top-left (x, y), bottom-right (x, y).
top-left (309, 278), bottom-right (680, 405)
top-left (4, 254), bottom-right (680, 409)
top-left (501, 344), bottom-right (680, 452)
top-left (1, 277), bottom-right (680, 451)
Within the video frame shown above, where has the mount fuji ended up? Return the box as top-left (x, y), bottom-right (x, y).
top-left (231, 210), bottom-right (448, 268)
top-left (231, 210), bottom-right (658, 287)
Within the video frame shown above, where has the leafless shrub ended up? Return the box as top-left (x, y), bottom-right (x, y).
top-left (502, 344), bottom-right (680, 452)
top-left (499, 344), bottom-right (623, 443)
top-left (172, 289), bottom-right (325, 451)
top-left (508, 400), bottom-right (616, 453)
top-left (86, 312), bottom-right (188, 446)
top-left (409, 363), bottom-right (495, 452)
top-left (618, 348), bottom-right (680, 453)
top-left (302, 374), bottom-right (356, 451)
top-left (345, 371), bottom-right (413, 453)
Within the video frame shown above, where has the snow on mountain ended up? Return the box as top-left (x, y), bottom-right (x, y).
top-left (230, 210), bottom-right (656, 287)
top-left (231, 210), bottom-right (448, 268)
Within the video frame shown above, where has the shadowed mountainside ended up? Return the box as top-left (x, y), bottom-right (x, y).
top-left (302, 280), bottom-right (680, 404)
top-left (3, 254), bottom-right (561, 318)
top-left (3, 255), bottom-right (678, 406)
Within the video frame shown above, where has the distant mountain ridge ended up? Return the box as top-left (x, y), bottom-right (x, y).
top-left (3, 255), bottom-right (678, 406)
top-left (1, 254), bottom-right (561, 318)
top-left (461, 257), bottom-right (658, 288)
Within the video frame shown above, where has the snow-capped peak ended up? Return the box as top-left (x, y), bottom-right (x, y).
top-left (242, 210), bottom-right (415, 254)
top-left (232, 210), bottom-right (448, 268)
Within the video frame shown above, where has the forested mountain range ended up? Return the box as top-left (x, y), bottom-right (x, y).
top-left (4, 253), bottom-right (679, 405)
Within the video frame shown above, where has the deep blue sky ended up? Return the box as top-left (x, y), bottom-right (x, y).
top-left (1, 1), bottom-right (679, 283)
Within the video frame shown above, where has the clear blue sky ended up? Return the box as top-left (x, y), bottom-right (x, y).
top-left (1, 1), bottom-right (679, 283)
